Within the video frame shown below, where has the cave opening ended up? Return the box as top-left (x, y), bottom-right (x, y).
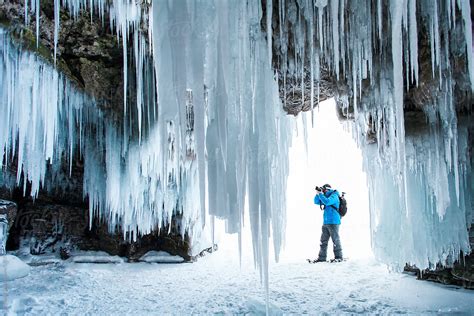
top-left (213, 98), bottom-right (372, 264)
top-left (282, 98), bottom-right (372, 262)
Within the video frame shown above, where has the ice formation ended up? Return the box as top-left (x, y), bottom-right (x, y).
top-left (1, 0), bottom-right (473, 281)
top-left (0, 27), bottom-right (98, 197)
top-left (0, 1), bottom-right (293, 286)
top-left (270, 0), bottom-right (472, 269)
top-left (0, 214), bottom-right (7, 255)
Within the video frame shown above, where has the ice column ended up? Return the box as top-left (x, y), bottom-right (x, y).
top-left (0, 215), bottom-right (7, 255)
top-left (150, 0), bottom-right (293, 278)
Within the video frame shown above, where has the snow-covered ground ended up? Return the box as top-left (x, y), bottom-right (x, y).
top-left (2, 243), bottom-right (473, 315)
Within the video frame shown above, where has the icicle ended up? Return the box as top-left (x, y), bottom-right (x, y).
top-left (0, 26), bottom-right (97, 200)
top-left (377, 0), bottom-right (382, 41)
top-left (352, 52), bottom-right (358, 116)
top-left (451, 0), bottom-right (456, 28)
top-left (35, 0), bottom-right (39, 47)
top-left (54, 0), bottom-right (60, 64)
top-left (390, 0), bottom-right (409, 216)
top-left (267, 0), bottom-right (272, 66)
top-left (122, 20), bottom-right (128, 118)
top-left (331, 0), bottom-right (339, 80)
top-left (460, 0), bottom-right (474, 90)
top-left (300, 16), bottom-right (305, 112)
top-left (408, 0), bottom-right (419, 85)
top-left (24, 0), bottom-right (29, 26)
top-left (310, 3), bottom-right (315, 126)
top-left (316, 0), bottom-right (326, 51)
top-left (339, 0), bottom-right (345, 74)
top-left (433, 0), bottom-right (442, 84)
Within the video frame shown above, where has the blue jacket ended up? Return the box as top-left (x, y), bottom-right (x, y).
top-left (314, 189), bottom-right (341, 225)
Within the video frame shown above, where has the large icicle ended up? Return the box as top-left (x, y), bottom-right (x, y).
top-left (390, 0), bottom-right (409, 217)
top-left (149, 0), bottom-right (293, 279)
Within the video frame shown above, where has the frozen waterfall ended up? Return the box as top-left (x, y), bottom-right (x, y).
top-left (0, 0), bottom-right (473, 285)
top-left (0, 1), bottom-right (293, 285)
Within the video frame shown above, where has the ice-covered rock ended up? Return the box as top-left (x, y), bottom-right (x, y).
top-left (71, 251), bottom-right (124, 264)
top-left (0, 255), bottom-right (30, 281)
top-left (139, 251), bottom-right (184, 264)
top-left (0, 199), bottom-right (17, 231)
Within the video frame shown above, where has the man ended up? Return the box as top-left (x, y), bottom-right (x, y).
top-left (312, 184), bottom-right (343, 263)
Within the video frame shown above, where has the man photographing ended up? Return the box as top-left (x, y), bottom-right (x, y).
top-left (311, 184), bottom-right (344, 263)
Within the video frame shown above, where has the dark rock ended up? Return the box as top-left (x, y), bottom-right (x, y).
top-left (190, 244), bottom-right (219, 262)
top-left (59, 247), bottom-right (70, 260)
top-left (3, 196), bottom-right (194, 261)
top-left (404, 252), bottom-right (474, 290)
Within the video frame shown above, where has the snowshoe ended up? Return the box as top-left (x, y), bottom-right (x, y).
top-left (329, 258), bottom-right (347, 263)
top-left (307, 258), bottom-right (327, 264)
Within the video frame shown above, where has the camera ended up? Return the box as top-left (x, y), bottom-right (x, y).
top-left (315, 186), bottom-right (322, 191)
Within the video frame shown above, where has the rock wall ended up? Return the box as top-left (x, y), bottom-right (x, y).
top-left (2, 189), bottom-right (193, 261)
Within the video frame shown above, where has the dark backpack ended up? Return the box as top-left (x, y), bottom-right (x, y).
top-left (328, 191), bottom-right (347, 217)
top-left (337, 193), bottom-right (347, 217)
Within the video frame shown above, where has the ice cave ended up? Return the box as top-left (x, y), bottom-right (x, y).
top-left (0, 0), bottom-right (473, 314)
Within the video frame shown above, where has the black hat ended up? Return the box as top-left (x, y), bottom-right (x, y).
top-left (322, 184), bottom-right (331, 190)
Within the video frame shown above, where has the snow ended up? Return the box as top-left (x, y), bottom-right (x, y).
top-left (0, 255), bottom-right (30, 282)
top-left (1, 244), bottom-right (472, 314)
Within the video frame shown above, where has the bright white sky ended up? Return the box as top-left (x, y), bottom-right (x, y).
top-left (216, 98), bottom-right (372, 263)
